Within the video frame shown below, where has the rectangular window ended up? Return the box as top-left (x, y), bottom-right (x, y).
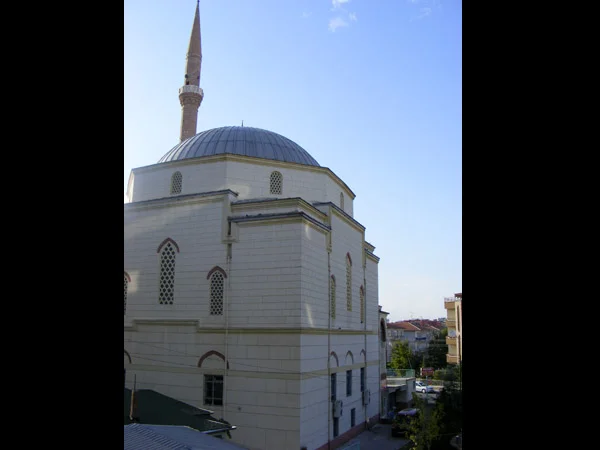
top-left (331, 373), bottom-right (337, 401)
top-left (346, 370), bottom-right (352, 397)
top-left (360, 367), bottom-right (365, 392)
top-left (333, 417), bottom-right (339, 437)
top-left (351, 408), bottom-right (356, 427)
top-left (204, 374), bottom-right (223, 406)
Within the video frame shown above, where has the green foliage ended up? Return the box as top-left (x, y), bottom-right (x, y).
top-left (424, 329), bottom-right (449, 370)
top-left (408, 394), bottom-right (443, 450)
top-left (390, 340), bottom-right (413, 371)
top-left (408, 363), bottom-right (462, 450)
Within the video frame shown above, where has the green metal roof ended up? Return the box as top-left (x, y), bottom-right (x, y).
top-left (124, 388), bottom-right (235, 434)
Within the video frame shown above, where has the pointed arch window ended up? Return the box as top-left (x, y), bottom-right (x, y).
top-left (124, 272), bottom-right (131, 315)
top-left (340, 192), bottom-right (344, 210)
top-left (330, 275), bottom-right (336, 319)
top-left (157, 238), bottom-right (179, 304)
top-left (171, 171), bottom-right (183, 195)
top-left (360, 285), bottom-right (365, 323)
top-left (208, 267), bottom-right (227, 315)
top-left (270, 171), bottom-right (282, 195)
top-left (346, 253), bottom-right (352, 311)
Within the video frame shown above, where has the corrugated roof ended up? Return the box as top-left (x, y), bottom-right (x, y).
top-left (124, 424), bottom-right (247, 450)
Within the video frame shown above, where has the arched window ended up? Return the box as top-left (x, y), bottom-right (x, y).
top-left (360, 285), bottom-right (365, 323)
top-left (171, 171), bottom-right (183, 195)
top-left (124, 272), bottom-right (131, 315)
top-left (380, 319), bottom-right (387, 342)
top-left (208, 267), bottom-right (227, 315)
top-left (340, 192), bottom-right (344, 210)
top-left (157, 238), bottom-right (179, 304)
top-left (346, 253), bottom-right (352, 311)
top-left (270, 171), bottom-right (282, 195)
top-left (330, 275), bottom-right (336, 319)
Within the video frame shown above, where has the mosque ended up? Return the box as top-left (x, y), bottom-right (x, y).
top-left (124, 3), bottom-right (385, 449)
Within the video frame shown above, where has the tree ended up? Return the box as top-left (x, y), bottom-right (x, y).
top-left (408, 393), bottom-right (443, 450)
top-left (424, 329), bottom-right (449, 370)
top-left (390, 340), bottom-right (413, 371)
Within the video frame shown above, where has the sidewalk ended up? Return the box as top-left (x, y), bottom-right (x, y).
top-left (344, 423), bottom-right (409, 450)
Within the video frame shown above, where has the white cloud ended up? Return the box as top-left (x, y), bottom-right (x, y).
top-left (349, 12), bottom-right (357, 22)
top-left (409, 0), bottom-right (442, 21)
top-left (332, 0), bottom-right (350, 10)
top-left (418, 7), bottom-right (432, 18)
top-left (328, 16), bottom-right (349, 32)
top-left (301, 11), bottom-right (312, 19)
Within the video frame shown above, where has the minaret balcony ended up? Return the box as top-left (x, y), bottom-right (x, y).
top-left (179, 85), bottom-right (204, 95)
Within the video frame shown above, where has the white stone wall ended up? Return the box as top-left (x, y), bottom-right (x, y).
top-left (124, 197), bottom-right (227, 322)
top-left (324, 175), bottom-right (354, 217)
top-left (297, 334), bottom-right (380, 450)
top-left (124, 162), bottom-right (379, 450)
top-left (228, 221), bottom-right (303, 328)
top-left (128, 158), bottom-right (354, 215)
top-left (129, 161), bottom-right (228, 202)
top-left (300, 224), bottom-right (329, 329)
top-left (328, 213), bottom-right (366, 331)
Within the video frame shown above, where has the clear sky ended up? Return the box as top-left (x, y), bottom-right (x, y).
top-left (124, 0), bottom-right (462, 322)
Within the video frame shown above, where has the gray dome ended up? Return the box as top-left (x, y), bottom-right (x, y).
top-left (158, 126), bottom-right (320, 167)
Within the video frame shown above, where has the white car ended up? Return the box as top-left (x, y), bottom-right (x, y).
top-left (415, 381), bottom-right (434, 393)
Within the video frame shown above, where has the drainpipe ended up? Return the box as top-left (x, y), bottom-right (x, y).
top-left (224, 222), bottom-right (232, 420)
top-left (363, 260), bottom-right (368, 426)
top-left (327, 248), bottom-right (332, 450)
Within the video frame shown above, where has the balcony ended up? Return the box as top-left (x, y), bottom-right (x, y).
top-left (446, 319), bottom-right (456, 328)
top-left (446, 354), bottom-right (459, 365)
top-left (446, 336), bottom-right (457, 346)
top-left (179, 85), bottom-right (204, 95)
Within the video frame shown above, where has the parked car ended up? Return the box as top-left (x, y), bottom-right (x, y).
top-left (415, 381), bottom-right (434, 393)
top-left (391, 408), bottom-right (419, 438)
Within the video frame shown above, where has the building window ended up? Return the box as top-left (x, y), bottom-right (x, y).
top-left (204, 374), bottom-right (223, 406)
top-left (270, 171), bottom-right (282, 195)
top-left (360, 367), bottom-right (365, 392)
top-left (331, 373), bottom-right (337, 401)
top-left (124, 272), bottom-right (130, 315)
top-left (359, 286), bottom-right (364, 323)
top-left (340, 192), bottom-right (344, 210)
top-left (333, 417), bottom-right (339, 438)
top-left (158, 241), bottom-right (177, 305)
top-left (346, 254), bottom-right (352, 311)
top-left (171, 171), bottom-right (183, 195)
top-left (351, 408), bottom-right (356, 427)
top-left (330, 276), bottom-right (336, 319)
top-left (209, 271), bottom-right (225, 315)
top-left (346, 370), bottom-right (352, 397)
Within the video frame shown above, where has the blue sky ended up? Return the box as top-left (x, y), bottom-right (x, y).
top-left (124, 0), bottom-right (462, 321)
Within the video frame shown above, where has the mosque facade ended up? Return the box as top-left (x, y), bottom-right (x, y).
top-left (124, 3), bottom-right (384, 449)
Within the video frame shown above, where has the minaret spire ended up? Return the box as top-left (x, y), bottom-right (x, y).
top-left (179, 1), bottom-right (204, 142)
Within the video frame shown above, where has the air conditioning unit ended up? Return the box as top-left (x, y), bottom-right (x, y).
top-left (333, 400), bottom-right (343, 418)
top-left (362, 389), bottom-right (370, 406)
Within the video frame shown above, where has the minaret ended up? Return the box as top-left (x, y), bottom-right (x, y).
top-left (179, 1), bottom-right (204, 142)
